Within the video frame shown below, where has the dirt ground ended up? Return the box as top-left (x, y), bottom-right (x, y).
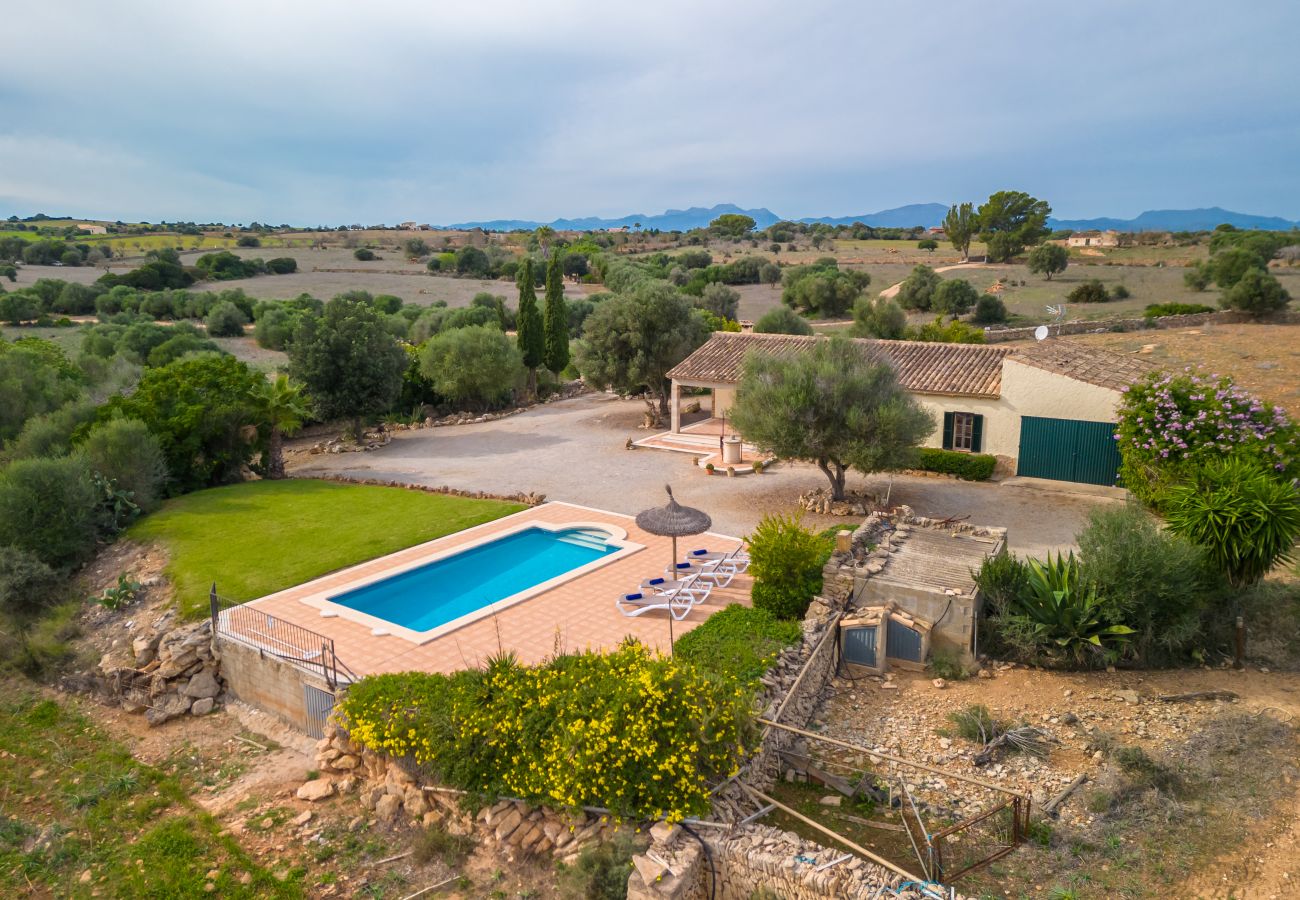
top-left (1009, 322), bottom-right (1300, 418)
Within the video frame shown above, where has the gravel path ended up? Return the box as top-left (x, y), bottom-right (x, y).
top-left (290, 394), bottom-right (1110, 554)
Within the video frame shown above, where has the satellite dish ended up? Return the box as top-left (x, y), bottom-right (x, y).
top-left (1034, 325), bottom-right (1050, 341)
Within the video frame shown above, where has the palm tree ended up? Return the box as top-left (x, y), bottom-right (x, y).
top-left (254, 374), bottom-right (310, 479)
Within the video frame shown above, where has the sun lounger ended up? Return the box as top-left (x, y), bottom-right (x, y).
top-left (640, 574), bottom-right (711, 606)
top-left (668, 559), bottom-right (735, 589)
top-left (615, 589), bottom-right (693, 620)
top-left (687, 546), bottom-right (750, 573)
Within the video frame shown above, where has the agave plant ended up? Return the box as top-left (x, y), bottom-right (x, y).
top-left (1006, 551), bottom-right (1134, 665)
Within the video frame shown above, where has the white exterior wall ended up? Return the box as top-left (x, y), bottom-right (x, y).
top-left (912, 359), bottom-right (1123, 462)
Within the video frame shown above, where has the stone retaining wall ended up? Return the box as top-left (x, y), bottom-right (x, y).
top-left (982, 309), bottom-right (1300, 343)
top-left (300, 474), bottom-right (545, 507)
top-left (310, 718), bottom-right (623, 863)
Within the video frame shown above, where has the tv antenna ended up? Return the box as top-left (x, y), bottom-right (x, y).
top-left (1044, 304), bottom-right (1067, 337)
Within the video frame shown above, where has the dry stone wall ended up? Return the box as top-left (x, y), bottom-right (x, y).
top-left (982, 309), bottom-right (1300, 343)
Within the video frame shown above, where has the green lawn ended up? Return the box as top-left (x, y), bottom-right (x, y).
top-left (0, 686), bottom-right (299, 898)
top-left (129, 479), bottom-right (526, 619)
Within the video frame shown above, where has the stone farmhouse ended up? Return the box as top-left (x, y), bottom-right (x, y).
top-left (665, 332), bottom-right (1154, 486)
top-left (1066, 229), bottom-right (1121, 248)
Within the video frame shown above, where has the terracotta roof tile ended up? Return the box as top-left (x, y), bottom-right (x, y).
top-left (667, 333), bottom-right (1013, 398)
top-left (1007, 339), bottom-right (1155, 392)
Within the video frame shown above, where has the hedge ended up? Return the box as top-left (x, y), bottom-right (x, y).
top-left (674, 604), bottom-right (803, 685)
top-left (337, 640), bottom-right (748, 822)
top-left (917, 447), bottom-right (997, 481)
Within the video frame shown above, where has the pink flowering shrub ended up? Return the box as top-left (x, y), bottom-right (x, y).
top-left (1116, 370), bottom-right (1298, 505)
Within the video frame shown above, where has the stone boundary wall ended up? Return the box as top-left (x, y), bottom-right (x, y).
top-left (310, 719), bottom-right (623, 863)
top-left (982, 309), bottom-right (1300, 343)
top-left (298, 474), bottom-right (545, 508)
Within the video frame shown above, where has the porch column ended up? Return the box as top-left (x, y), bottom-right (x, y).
top-left (670, 381), bottom-right (681, 433)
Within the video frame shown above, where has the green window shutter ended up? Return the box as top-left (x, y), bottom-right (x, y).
top-left (942, 412), bottom-right (954, 450)
top-left (971, 414), bottom-right (984, 453)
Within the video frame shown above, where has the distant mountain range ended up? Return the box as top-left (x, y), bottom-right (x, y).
top-left (439, 202), bottom-right (1299, 233)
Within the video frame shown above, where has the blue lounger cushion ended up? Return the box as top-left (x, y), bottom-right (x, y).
top-left (675, 562), bottom-right (692, 569)
top-left (648, 578), bottom-right (665, 585)
top-left (691, 549), bottom-right (708, 556)
top-left (624, 593), bottom-right (643, 601)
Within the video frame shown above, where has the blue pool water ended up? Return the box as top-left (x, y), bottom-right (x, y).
top-left (329, 526), bottom-right (616, 633)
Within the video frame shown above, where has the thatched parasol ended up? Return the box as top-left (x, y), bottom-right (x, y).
top-left (635, 485), bottom-right (712, 654)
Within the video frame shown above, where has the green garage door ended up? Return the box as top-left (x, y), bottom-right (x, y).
top-left (1017, 417), bottom-right (1122, 486)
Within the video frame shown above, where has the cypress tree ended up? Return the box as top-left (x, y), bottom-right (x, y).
top-left (516, 258), bottom-right (544, 395)
top-left (543, 253), bottom-right (569, 376)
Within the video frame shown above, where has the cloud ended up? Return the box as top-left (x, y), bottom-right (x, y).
top-left (1, 0), bottom-right (1297, 223)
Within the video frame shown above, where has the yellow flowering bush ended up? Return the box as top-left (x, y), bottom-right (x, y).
top-left (337, 640), bottom-right (750, 822)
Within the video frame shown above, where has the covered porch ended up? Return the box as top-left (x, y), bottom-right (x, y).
top-left (636, 379), bottom-right (769, 471)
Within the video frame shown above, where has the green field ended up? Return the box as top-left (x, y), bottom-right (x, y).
top-left (0, 688), bottom-right (299, 897)
top-left (128, 479), bottom-right (526, 618)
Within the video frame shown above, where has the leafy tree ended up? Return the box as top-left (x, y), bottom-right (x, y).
top-left (728, 337), bottom-right (934, 499)
top-left (4, 399), bottom-right (98, 461)
top-left (236, 235), bottom-right (261, 248)
top-left (79, 417), bottom-right (169, 511)
top-left (696, 283), bottom-right (740, 320)
top-left (1026, 243), bottom-right (1069, 280)
top-left (977, 191), bottom-right (1051, 262)
top-left (420, 325), bottom-right (524, 411)
top-left (895, 264), bottom-right (941, 311)
top-left (289, 297), bottom-right (407, 440)
top-left (677, 249), bottom-right (712, 269)
top-left (0, 293), bottom-right (38, 325)
top-left (1183, 262), bottom-right (1211, 291)
top-left (515, 258), bottom-right (544, 392)
top-left (781, 264), bottom-right (870, 317)
top-left (455, 246), bottom-right (490, 277)
top-left (0, 546), bottom-right (63, 617)
top-left (0, 456), bottom-right (100, 569)
top-left (971, 294), bottom-right (1008, 325)
top-left (543, 253), bottom-right (569, 377)
top-left (1220, 268), bottom-right (1290, 314)
top-left (575, 283), bottom-right (709, 424)
top-left (932, 278), bottom-right (979, 316)
top-left (205, 300), bottom-right (248, 337)
top-left (266, 256), bottom-right (297, 274)
top-left (402, 237), bottom-right (431, 259)
top-left (850, 296), bottom-right (907, 339)
top-left (251, 374), bottom-right (310, 479)
top-left (1164, 458), bottom-right (1300, 589)
top-left (1067, 280), bottom-right (1110, 303)
top-left (709, 214), bottom-right (756, 237)
top-left (1208, 246), bottom-right (1266, 289)
top-left (0, 340), bottom-right (83, 445)
top-left (759, 262), bottom-right (781, 287)
top-left (917, 239), bottom-right (938, 252)
top-left (753, 307), bottom-right (813, 335)
top-left (943, 203), bottom-right (978, 260)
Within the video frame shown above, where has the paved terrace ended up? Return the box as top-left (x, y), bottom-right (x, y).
top-left (238, 503), bottom-right (750, 677)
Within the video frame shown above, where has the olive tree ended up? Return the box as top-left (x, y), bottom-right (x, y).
top-left (729, 338), bottom-right (935, 500)
top-left (420, 325), bottom-right (524, 411)
top-left (1026, 243), bottom-right (1069, 280)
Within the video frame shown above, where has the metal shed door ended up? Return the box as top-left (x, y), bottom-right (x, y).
top-left (842, 626), bottom-right (878, 668)
top-left (303, 685), bottom-right (335, 739)
top-left (1016, 417), bottom-right (1122, 486)
top-left (885, 618), bottom-right (924, 663)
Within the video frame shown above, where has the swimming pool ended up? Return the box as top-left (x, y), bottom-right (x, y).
top-left (326, 525), bottom-right (622, 635)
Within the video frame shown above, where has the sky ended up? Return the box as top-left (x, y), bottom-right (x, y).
top-left (2, 0), bottom-right (1297, 226)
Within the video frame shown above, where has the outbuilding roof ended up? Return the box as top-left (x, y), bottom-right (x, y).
top-left (667, 332), bottom-right (1153, 398)
top-left (667, 332), bottom-right (1013, 397)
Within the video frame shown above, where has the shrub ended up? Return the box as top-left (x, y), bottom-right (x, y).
top-left (353, 248), bottom-right (376, 262)
top-left (1067, 280), bottom-right (1109, 303)
top-left (850, 296), bottom-right (906, 339)
top-left (909, 316), bottom-right (986, 344)
top-left (419, 325), bottom-right (523, 411)
top-left (1163, 458), bottom-right (1300, 588)
top-left (235, 235), bottom-right (260, 248)
top-left (265, 256), bottom-right (297, 274)
top-left (559, 833), bottom-right (640, 900)
top-left (971, 294), bottom-right (1008, 325)
top-left (337, 640), bottom-right (748, 821)
top-left (696, 282), bottom-right (740, 320)
top-left (929, 650), bottom-right (970, 681)
top-left (948, 704), bottom-right (1008, 744)
top-left (1208, 246), bottom-right (1266, 289)
top-left (1111, 284), bottom-right (1131, 300)
top-left (1183, 261), bottom-right (1211, 291)
top-left (79, 417), bottom-right (169, 512)
top-left (0, 599), bottom-right (81, 676)
top-left (411, 827), bottom-right (475, 867)
top-left (4, 399), bottom-right (99, 462)
top-left (753, 306), bottom-right (813, 335)
top-left (0, 546), bottom-right (64, 616)
top-left (931, 279), bottom-right (979, 316)
top-left (1116, 371), bottom-right (1298, 505)
top-left (916, 447), bottom-right (996, 480)
top-left (205, 301), bottom-right (248, 337)
top-left (895, 264), bottom-right (941, 311)
top-left (1143, 302), bottom-right (1215, 318)
top-left (747, 512), bottom-right (833, 620)
top-left (0, 456), bottom-right (101, 569)
top-left (674, 604), bottom-right (802, 685)
top-left (1220, 268), bottom-right (1290, 314)
top-left (1077, 504), bottom-right (1220, 663)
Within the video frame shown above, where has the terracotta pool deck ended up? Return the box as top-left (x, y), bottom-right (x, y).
top-left (240, 502), bottom-right (750, 677)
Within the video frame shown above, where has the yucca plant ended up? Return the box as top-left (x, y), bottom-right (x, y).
top-left (1004, 552), bottom-right (1134, 665)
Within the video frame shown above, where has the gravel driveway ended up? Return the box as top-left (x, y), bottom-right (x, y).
top-left (291, 394), bottom-right (1112, 556)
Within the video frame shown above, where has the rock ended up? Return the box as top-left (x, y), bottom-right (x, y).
top-left (374, 793), bottom-right (402, 822)
top-left (182, 670), bottom-right (220, 700)
top-left (292, 811), bottom-right (313, 827)
top-left (819, 796), bottom-right (842, 807)
top-left (190, 697), bottom-right (215, 716)
top-left (650, 821), bottom-right (680, 844)
top-left (80, 870), bottom-right (93, 884)
top-left (632, 854), bottom-right (669, 885)
top-left (296, 779), bottom-right (336, 802)
top-left (132, 635), bottom-right (160, 666)
top-left (157, 649), bottom-right (199, 679)
top-left (332, 754), bottom-right (361, 770)
top-left (1114, 690), bottom-right (1140, 705)
top-left (977, 669), bottom-right (993, 679)
top-left (932, 678), bottom-right (946, 690)
top-left (145, 692), bottom-right (193, 726)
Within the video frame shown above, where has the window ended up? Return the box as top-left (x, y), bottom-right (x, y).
top-left (942, 411), bottom-right (984, 453)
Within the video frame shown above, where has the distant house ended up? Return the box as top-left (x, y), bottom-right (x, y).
top-left (666, 332), bottom-right (1155, 486)
top-left (76, 224), bottom-right (107, 234)
top-left (399, 221), bottom-right (417, 230)
top-left (926, 226), bottom-right (946, 238)
top-left (605, 225), bottom-right (630, 233)
top-left (1067, 229), bottom-right (1120, 248)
